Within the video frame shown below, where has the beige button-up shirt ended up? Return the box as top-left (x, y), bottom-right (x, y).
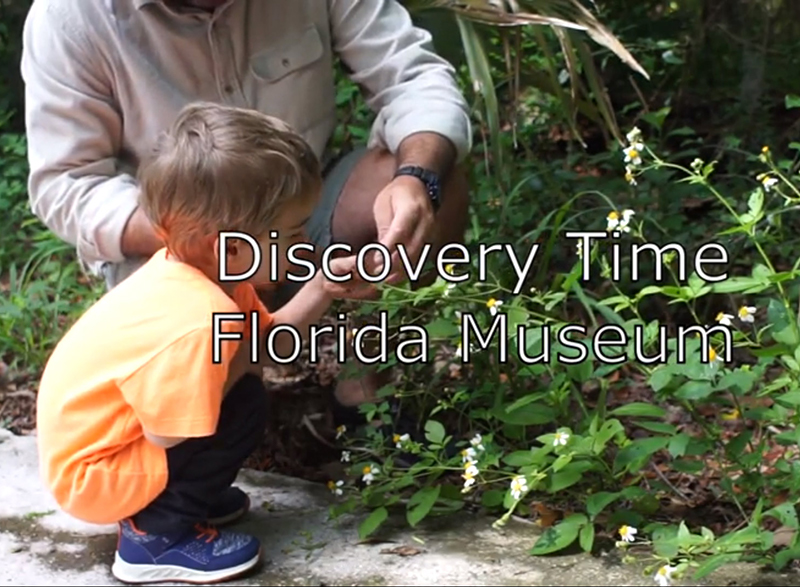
top-left (21, 0), bottom-right (472, 276)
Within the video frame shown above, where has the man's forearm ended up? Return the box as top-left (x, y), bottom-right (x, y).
top-left (396, 131), bottom-right (458, 179)
top-left (121, 206), bottom-right (165, 257)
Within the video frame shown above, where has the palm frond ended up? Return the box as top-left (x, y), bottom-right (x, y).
top-left (405, 0), bottom-right (649, 182)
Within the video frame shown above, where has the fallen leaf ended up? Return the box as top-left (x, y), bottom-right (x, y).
top-left (380, 545), bottom-right (423, 557)
top-left (772, 525), bottom-right (796, 547)
top-left (532, 502), bottom-right (560, 527)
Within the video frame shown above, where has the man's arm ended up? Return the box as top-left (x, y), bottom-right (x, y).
top-left (20, 2), bottom-right (162, 272)
top-left (329, 0), bottom-right (472, 169)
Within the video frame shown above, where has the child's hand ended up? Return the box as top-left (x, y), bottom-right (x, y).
top-left (321, 255), bottom-right (382, 300)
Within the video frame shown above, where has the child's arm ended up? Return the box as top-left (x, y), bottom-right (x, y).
top-left (260, 270), bottom-right (333, 365)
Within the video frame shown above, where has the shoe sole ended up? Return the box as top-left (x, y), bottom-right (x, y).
top-left (111, 548), bottom-right (261, 585)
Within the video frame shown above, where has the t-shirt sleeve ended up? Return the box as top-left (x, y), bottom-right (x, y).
top-left (234, 284), bottom-right (274, 337)
top-left (118, 326), bottom-right (241, 439)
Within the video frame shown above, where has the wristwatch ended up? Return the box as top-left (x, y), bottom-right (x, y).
top-left (394, 165), bottom-right (442, 212)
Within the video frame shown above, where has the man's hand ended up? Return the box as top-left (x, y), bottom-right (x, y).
top-left (371, 175), bottom-right (435, 284)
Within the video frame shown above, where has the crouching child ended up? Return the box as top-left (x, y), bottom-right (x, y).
top-left (35, 102), bottom-right (344, 584)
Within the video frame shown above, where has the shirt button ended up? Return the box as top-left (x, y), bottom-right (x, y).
top-left (224, 84), bottom-right (234, 94)
top-left (282, 58), bottom-right (290, 68)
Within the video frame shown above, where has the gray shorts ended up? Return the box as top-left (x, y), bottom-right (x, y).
top-left (102, 146), bottom-right (367, 304)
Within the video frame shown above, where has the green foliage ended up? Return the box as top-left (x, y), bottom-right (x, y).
top-left (3, 1), bottom-right (800, 584)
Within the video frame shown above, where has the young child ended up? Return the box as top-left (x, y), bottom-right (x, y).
top-left (35, 102), bottom-right (342, 584)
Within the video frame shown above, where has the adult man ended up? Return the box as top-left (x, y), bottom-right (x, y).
top-left (21, 0), bottom-right (471, 431)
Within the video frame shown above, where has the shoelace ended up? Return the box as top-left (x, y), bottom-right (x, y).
top-left (194, 523), bottom-right (220, 543)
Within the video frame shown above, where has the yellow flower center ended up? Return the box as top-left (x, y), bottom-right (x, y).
top-left (363, 465), bottom-right (372, 475)
top-left (393, 434), bottom-right (401, 443)
top-left (738, 306), bottom-right (751, 318)
top-left (327, 481), bottom-right (335, 489)
top-left (657, 567), bottom-right (668, 576)
top-left (762, 146), bottom-right (770, 153)
top-left (619, 525), bottom-right (629, 536)
top-left (487, 298), bottom-right (497, 308)
top-left (715, 312), bottom-right (725, 321)
top-left (445, 264), bottom-right (454, 275)
top-left (608, 211), bottom-right (619, 220)
top-left (628, 149), bottom-right (639, 159)
top-left (709, 347), bottom-right (717, 362)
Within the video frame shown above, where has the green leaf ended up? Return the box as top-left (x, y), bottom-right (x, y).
top-left (481, 489), bottom-right (505, 508)
top-left (668, 433), bottom-right (691, 457)
top-left (529, 520), bottom-right (582, 555)
top-left (613, 437), bottom-right (670, 473)
top-left (549, 466), bottom-right (584, 492)
top-left (585, 491), bottom-right (621, 519)
top-left (786, 94), bottom-right (800, 109)
top-left (609, 403), bottom-right (666, 418)
top-left (503, 450), bottom-right (537, 467)
top-left (648, 367), bottom-right (673, 392)
top-left (407, 486), bottom-right (441, 527)
top-left (424, 419), bottom-right (446, 445)
top-left (693, 553), bottom-right (742, 579)
top-left (491, 403), bottom-right (557, 426)
top-left (674, 380), bottom-right (715, 400)
top-left (579, 523), bottom-right (595, 553)
top-left (358, 507), bottom-right (388, 540)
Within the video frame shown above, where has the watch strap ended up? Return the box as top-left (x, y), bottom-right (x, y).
top-left (394, 165), bottom-right (441, 212)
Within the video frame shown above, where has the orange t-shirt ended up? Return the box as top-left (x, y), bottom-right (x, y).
top-left (36, 248), bottom-right (273, 526)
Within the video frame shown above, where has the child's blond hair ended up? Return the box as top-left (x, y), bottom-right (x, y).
top-left (138, 102), bottom-right (321, 261)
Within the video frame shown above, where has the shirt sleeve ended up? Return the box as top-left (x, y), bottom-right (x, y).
top-left (328, 0), bottom-right (473, 163)
top-left (233, 284), bottom-right (275, 338)
top-left (20, 1), bottom-right (140, 274)
top-left (118, 326), bottom-right (241, 439)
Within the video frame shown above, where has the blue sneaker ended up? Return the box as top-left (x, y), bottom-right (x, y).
top-left (207, 486), bottom-right (251, 526)
top-left (111, 519), bottom-right (261, 584)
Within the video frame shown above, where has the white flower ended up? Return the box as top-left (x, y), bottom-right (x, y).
top-left (626, 127), bottom-right (642, 143)
top-left (618, 525), bottom-right (638, 543)
top-left (690, 157), bottom-right (703, 171)
top-left (470, 434), bottom-right (484, 451)
top-left (738, 305), bottom-right (756, 323)
top-left (606, 211), bottom-right (621, 231)
top-left (715, 312), bottom-right (734, 326)
top-left (361, 464), bottom-right (379, 485)
top-left (461, 447), bottom-right (477, 464)
top-left (607, 209), bottom-right (635, 234)
top-left (486, 298), bottom-right (503, 316)
top-left (327, 480), bottom-right (344, 496)
top-left (336, 425), bottom-right (346, 440)
top-left (759, 173), bottom-right (778, 191)
top-left (510, 475), bottom-right (528, 500)
top-left (654, 564), bottom-right (677, 586)
top-left (576, 240), bottom-right (583, 258)
top-left (393, 433), bottom-right (410, 449)
top-left (340, 450), bottom-right (350, 463)
top-left (624, 143), bottom-right (643, 166)
top-left (553, 431), bottom-right (570, 446)
top-left (624, 165), bottom-right (637, 186)
top-left (462, 462), bottom-right (479, 493)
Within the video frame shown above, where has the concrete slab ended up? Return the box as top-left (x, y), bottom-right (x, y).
top-left (1, 428), bottom-right (798, 586)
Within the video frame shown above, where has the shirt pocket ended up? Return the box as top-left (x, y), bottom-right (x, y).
top-left (248, 24), bottom-right (335, 133)
top-left (249, 24), bottom-right (325, 83)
